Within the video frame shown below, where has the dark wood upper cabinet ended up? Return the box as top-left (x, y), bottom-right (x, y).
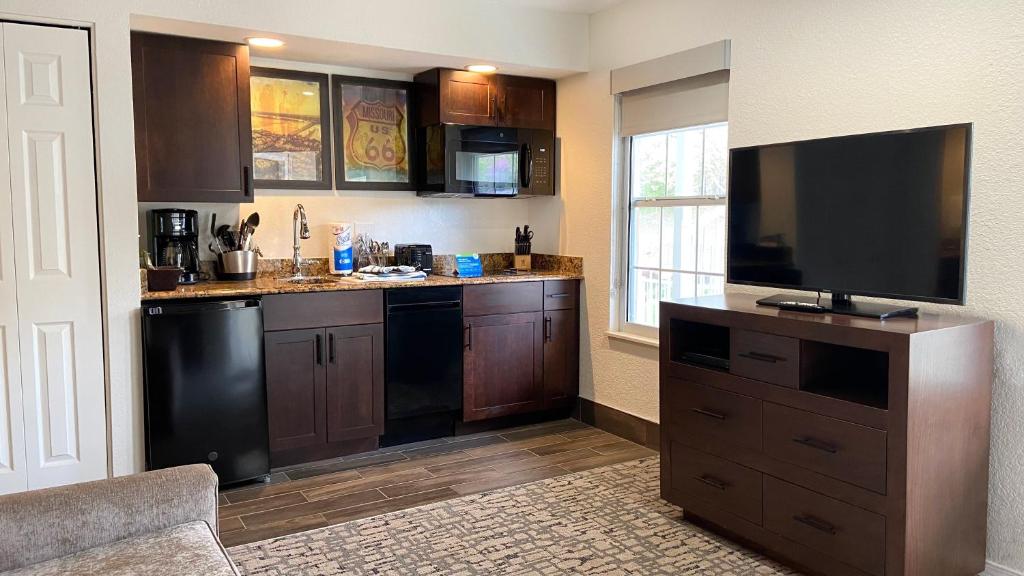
top-left (264, 329), bottom-right (326, 455)
top-left (415, 68), bottom-right (555, 131)
top-left (498, 75), bottom-right (556, 130)
top-left (131, 32), bottom-right (254, 202)
top-left (463, 311), bottom-right (545, 422)
top-left (326, 324), bottom-right (384, 443)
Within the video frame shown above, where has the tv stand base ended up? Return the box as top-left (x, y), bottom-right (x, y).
top-left (756, 293), bottom-right (918, 319)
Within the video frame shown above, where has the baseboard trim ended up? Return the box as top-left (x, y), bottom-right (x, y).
top-left (985, 560), bottom-right (1024, 576)
top-left (576, 398), bottom-right (659, 450)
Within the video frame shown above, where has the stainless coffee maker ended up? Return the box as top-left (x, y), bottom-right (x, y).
top-left (150, 209), bottom-right (201, 284)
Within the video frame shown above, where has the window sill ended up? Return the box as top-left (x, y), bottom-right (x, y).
top-left (606, 330), bottom-right (659, 348)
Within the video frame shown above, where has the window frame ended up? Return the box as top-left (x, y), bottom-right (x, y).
top-left (614, 122), bottom-right (728, 340)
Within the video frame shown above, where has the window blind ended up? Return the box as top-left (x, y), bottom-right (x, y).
top-left (613, 39), bottom-right (731, 137)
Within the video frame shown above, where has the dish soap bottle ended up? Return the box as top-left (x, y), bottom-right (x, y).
top-left (329, 222), bottom-right (354, 275)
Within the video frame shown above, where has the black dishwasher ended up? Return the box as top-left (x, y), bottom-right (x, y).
top-left (382, 286), bottom-right (463, 446)
top-left (142, 299), bottom-right (269, 485)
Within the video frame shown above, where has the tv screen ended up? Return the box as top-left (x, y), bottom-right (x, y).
top-left (727, 124), bottom-right (971, 304)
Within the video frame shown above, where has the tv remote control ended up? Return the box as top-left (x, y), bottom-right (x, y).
top-left (777, 301), bottom-right (827, 313)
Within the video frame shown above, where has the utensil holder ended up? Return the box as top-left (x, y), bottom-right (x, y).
top-left (217, 250), bottom-right (258, 281)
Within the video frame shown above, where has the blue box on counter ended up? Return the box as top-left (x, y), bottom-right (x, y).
top-left (454, 253), bottom-right (483, 278)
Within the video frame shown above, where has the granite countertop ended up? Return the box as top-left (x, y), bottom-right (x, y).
top-left (141, 270), bottom-right (582, 301)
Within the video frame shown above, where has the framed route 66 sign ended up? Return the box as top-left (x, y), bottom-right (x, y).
top-left (332, 75), bottom-right (415, 190)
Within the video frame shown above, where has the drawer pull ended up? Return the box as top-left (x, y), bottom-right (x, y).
top-left (737, 351), bottom-right (786, 363)
top-left (792, 436), bottom-right (839, 454)
top-left (793, 514), bottom-right (838, 535)
top-left (695, 474), bottom-right (729, 490)
top-left (547, 293), bottom-right (570, 298)
top-left (691, 407), bottom-right (727, 420)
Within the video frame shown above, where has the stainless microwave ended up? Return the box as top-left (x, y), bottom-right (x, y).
top-left (416, 124), bottom-right (554, 197)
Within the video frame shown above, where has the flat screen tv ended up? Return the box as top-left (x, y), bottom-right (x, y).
top-left (727, 124), bottom-right (971, 318)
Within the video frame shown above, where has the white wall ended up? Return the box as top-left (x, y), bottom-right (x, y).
top-left (549, 0), bottom-right (1024, 569)
top-left (0, 0), bottom-right (589, 482)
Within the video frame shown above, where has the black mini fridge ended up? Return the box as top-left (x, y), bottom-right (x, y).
top-left (142, 299), bottom-right (269, 485)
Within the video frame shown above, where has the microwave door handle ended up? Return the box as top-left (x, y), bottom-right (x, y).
top-left (520, 143), bottom-right (533, 188)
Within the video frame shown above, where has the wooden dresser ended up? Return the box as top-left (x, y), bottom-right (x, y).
top-left (659, 294), bottom-right (993, 576)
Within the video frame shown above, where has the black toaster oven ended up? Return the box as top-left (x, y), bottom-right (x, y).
top-left (394, 244), bottom-right (433, 274)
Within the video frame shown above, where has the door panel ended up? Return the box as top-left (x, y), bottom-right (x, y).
top-left (0, 25), bottom-right (27, 496)
top-left (3, 23), bottom-right (105, 490)
top-left (463, 312), bottom-right (544, 421)
top-left (543, 309), bottom-right (578, 407)
top-left (440, 70), bottom-right (495, 126)
top-left (265, 329), bottom-right (326, 454)
top-left (326, 324), bottom-right (384, 442)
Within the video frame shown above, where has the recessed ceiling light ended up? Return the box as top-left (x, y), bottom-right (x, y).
top-left (246, 37), bottom-right (284, 48)
top-left (466, 64), bottom-right (497, 74)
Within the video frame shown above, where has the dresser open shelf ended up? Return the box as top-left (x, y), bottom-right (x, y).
top-left (659, 293), bottom-right (993, 576)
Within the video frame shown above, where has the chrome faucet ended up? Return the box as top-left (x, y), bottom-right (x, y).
top-left (292, 204), bottom-right (310, 276)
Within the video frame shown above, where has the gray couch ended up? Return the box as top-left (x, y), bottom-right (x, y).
top-left (0, 464), bottom-right (238, 575)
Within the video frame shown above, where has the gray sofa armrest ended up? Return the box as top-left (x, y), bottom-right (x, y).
top-left (0, 464), bottom-right (219, 572)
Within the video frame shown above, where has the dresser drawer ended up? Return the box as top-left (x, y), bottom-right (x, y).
top-left (764, 476), bottom-right (885, 576)
top-left (665, 379), bottom-right (762, 453)
top-left (764, 403), bottom-right (887, 493)
top-left (730, 329), bottom-right (799, 388)
top-left (543, 280), bottom-right (578, 310)
top-left (670, 443), bottom-right (762, 524)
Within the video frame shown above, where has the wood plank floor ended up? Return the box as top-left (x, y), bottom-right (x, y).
top-left (218, 419), bottom-right (656, 547)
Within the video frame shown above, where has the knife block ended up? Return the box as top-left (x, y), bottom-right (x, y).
top-left (514, 254), bottom-right (531, 271)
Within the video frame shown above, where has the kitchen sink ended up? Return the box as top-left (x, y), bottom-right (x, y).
top-left (285, 276), bottom-right (342, 285)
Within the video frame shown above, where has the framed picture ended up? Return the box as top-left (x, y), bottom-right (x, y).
top-left (250, 67), bottom-right (332, 189)
top-left (332, 75), bottom-right (414, 190)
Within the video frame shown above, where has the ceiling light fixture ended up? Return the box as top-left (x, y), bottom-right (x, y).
top-left (301, 91), bottom-right (315, 96)
top-left (466, 64), bottom-right (497, 74)
top-left (246, 37), bottom-right (285, 48)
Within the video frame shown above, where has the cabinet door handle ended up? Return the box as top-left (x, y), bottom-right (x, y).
top-left (695, 474), bottom-right (729, 491)
top-left (792, 436), bottom-right (839, 454)
top-left (464, 324), bottom-right (472, 350)
top-left (243, 166), bottom-right (253, 196)
top-left (737, 350), bottom-right (785, 363)
top-left (793, 514), bottom-right (838, 535)
top-left (691, 407), bottom-right (726, 420)
top-left (547, 293), bottom-right (569, 299)
top-left (544, 316), bottom-right (552, 341)
top-left (315, 334), bottom-right (322, 366)
top-left (328, 333), bottom-right (335, 364)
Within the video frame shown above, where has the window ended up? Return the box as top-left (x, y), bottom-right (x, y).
top-left (622, 122), bottom-right (728, 331)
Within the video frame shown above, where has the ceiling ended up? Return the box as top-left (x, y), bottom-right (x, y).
top-left (498, 0), bottom-right (626, 14)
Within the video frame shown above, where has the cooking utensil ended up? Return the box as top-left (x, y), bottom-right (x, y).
top-left (239, 212), bottom-right (260, 251)
top-left (216, 224), bottom-right (235, 251)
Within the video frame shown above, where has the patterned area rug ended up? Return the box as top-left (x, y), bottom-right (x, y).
top-left (228, 457), bottom-right (798, 575)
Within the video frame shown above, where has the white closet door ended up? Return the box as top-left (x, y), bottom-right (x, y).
top-left (0, 25), bottom-right (27, 496)
top-left (3, 22), bottom-right (106, 489)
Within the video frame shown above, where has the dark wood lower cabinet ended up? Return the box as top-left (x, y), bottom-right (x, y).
top-left (326, 324), bottom-right (384, 442)
top-left (264, 329), bottom-right (326, 454)
top-left (264, 300), bottom-right (384, 467)
top-left (463, 312), bottom-right (544, 421)
top-left (542, 308), bottom-right (579, 407)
